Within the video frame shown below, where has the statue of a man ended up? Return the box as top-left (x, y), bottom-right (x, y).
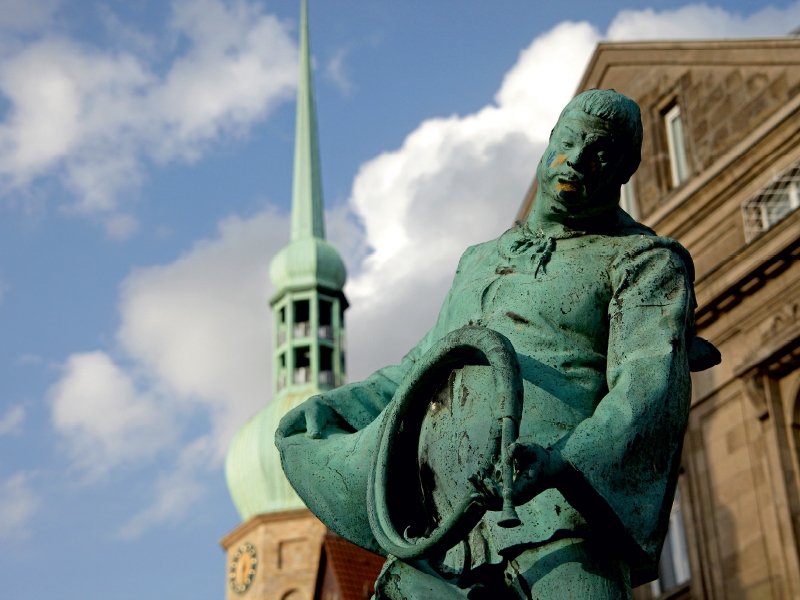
top-left (277, 89), bottom-right (712, 599)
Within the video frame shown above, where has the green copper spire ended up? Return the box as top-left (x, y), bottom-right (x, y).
top-left (225, 0), bottom-right (348, 523)
top-left (291, 0), bottom-right (324, 241)
top-left (268, 0), bottom-right (346, 295)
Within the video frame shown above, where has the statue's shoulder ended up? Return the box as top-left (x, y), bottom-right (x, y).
top-left (605, 228), bottom-right (695, 284)
top-left (454, 236), bottom-right (503, 274)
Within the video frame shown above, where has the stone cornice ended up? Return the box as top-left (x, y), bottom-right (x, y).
top-left (219, 509), bottom-right (315, 550)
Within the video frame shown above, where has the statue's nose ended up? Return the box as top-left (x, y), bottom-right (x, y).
top-left (565, 145), bottom-right (586, 170)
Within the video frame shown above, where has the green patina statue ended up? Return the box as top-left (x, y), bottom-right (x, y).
top-left (276, 89), bottom-right (719, 599)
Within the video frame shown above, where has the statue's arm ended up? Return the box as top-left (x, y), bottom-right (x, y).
top-left (554, 238), bottom-right (693, 574)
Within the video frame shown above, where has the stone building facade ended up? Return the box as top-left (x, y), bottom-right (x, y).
top-left (518, 37), bottom-right (800, 600)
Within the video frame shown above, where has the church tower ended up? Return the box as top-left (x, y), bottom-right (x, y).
top-left (221, 1), bottom-right (347, 598)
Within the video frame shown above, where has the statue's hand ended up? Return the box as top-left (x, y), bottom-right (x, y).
top-left (276, 395), bottom-right (339, 440)
top-left (509, 442), bottom-right (562, 505)
top-left (468, 465), bottom-right (504, 511)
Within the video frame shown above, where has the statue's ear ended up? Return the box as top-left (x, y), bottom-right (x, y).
top-left (688, 336), bottom-right (721, 372)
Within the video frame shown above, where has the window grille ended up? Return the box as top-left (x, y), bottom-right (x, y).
top-left (319, 370), bottom-right (334, 385)
top-left (318, 325), bottom-right (334, 340)
top-left (742, 159), bottom-right (800, 243)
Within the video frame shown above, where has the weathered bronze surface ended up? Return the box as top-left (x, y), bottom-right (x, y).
top-left (276, 89), bottom-right (719, 599)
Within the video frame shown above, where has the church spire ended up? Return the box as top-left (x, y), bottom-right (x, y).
top-left (291, 0), bottom-right (324, 241)
top-left (225, 0), bottom-right (348, 527)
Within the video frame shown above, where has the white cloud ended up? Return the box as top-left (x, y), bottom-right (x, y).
top-left (103, 213), bottom-right (140, 240)
top-left (325, 47), bottom-right (353, 95)
top-left (49, 351), bottom-right (176, 476)
top-left (47, 1), bottom-right (800, 534)
top-left (116, 209), bottom-right (289, 457)
top-left (0, 472), bottom-right (40, 539)
top-left (0, 405), bottom-right (24, 435)
top-left (117, 437), bottom-right (211, 538)
top-left (0, 0), bottom-right (297, 233)
top-left (14, 354), bottom-right (42, 366)
top-left (49, 208), bottom-right (289, 527)
top-left (607, 3), bottom-right (800, 41)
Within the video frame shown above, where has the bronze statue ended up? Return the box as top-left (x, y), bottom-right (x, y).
top-left (277, 89), bottom-right (719, 599)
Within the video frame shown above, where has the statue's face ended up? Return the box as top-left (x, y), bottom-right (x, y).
top-left (540, 109), bottom-right (626, 212)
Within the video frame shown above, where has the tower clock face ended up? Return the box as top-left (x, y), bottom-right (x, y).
top-left (229, 542), bottom-right (258, 594)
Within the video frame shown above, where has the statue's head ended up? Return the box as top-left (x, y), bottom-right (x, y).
top-left (536, 89), bottom-right (642, 217)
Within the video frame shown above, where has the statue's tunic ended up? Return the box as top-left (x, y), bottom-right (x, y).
top-left (277, 209), bottom-right (694, 586)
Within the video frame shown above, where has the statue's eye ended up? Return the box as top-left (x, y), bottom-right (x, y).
top-left (562, 140), bottom-right (574, 150)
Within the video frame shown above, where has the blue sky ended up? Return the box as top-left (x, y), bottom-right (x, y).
top-left (0, 0), bottom-right (797, 598)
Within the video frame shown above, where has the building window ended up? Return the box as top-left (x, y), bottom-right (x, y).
top-left (620, 178), bottom-right (637, 220)
top-left (742, 158), bottom-right (800, 242)
top-left (664, 105), bottom-right (689, 188)
top-left (651, 486), bottom-right (691, 596)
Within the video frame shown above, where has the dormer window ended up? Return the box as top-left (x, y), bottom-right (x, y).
top-left (664, 105), bottom-right (689, 188)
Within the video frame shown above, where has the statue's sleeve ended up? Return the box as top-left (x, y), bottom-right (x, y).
top-left (558, 236), bottom-right (694, 580)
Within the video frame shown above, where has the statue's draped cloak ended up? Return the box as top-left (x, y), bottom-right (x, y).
top-left (276, 209), bottom-right (694, 586)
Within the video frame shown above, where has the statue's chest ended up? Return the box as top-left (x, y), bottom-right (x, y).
top-left (447, 248), bottom-right (613, 344)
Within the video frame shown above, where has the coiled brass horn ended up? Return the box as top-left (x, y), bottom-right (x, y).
top-left (367, 326), bottom-right (523, 560)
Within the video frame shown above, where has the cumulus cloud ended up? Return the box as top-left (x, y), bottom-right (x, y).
top-left (325, 47), bottom-right (354, 96)
top-left (0, 0), bottom-right (297, 233)
top-left (49, 351), bottom-right (176, 476)
top-left (0, 472), bottom-right (40, 539)
top-left (49, 209), bottom-right (289, 524)
top-left (117, 438), bottom-right (211, 538)
top-left (0, 405), bottom-right (24, 435)
top-left (47, 1), bottom-right (799, 534)
top-left (608, 3), bottom-right (800, 40)
top-left (116, 209), bottom-right (289, 455)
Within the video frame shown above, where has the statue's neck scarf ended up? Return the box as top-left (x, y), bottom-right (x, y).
top-left (499, 206), bottom-right (654, 276)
